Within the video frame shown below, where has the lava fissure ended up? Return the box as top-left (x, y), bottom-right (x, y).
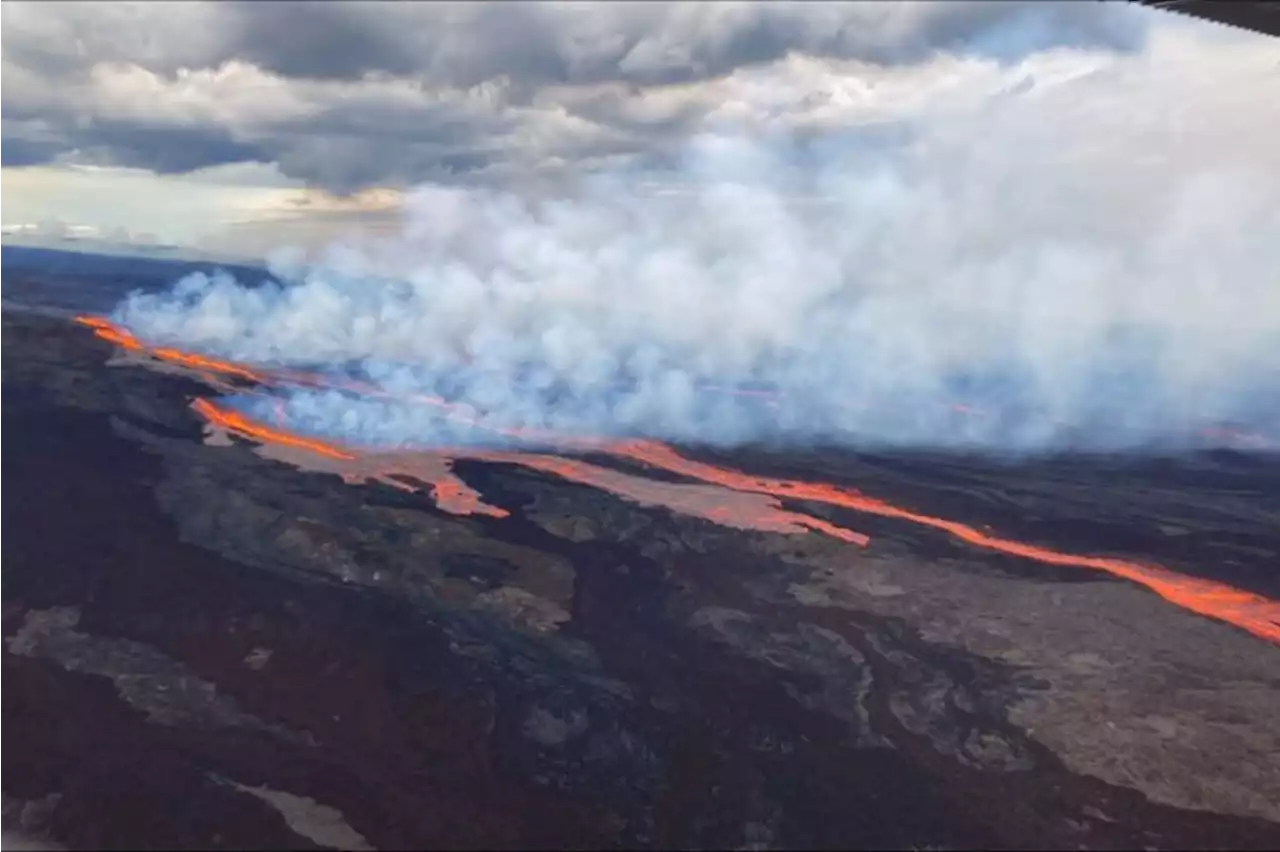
top-left (75, 315), bottom-right (1280, 644)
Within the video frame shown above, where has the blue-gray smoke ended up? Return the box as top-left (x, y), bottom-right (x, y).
top-left (113, 23), bottom-right (1280, 455)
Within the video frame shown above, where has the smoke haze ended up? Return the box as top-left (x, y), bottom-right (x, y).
top-left (113, 22), bottom-right (1280, 455)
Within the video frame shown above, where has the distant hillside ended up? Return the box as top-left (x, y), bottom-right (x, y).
top-left (2, 244), bottom-right (265, 282)
top-left (1, 245), bottom-right (272, 314)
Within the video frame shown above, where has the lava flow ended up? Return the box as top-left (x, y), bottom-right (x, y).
top-left (193, 396), bottom-right (870, 545)
top-left (82, 317), bottom-right (868, 540)
top-left (77, 315), bottom-right (1280, 644)
top-left (198, 397), bottom-right (510, 517)
top-left (192, 398), bottom-right (355, 461)
top-left (74, 315), bottom-right (581, 446)
top-left (599, 439), bottom-right (1280, 643)
top-left (75, 315), bottom-right (266, 384)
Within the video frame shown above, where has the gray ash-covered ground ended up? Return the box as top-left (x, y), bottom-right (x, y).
top-left (3, 254), bottom-right (1280, 850)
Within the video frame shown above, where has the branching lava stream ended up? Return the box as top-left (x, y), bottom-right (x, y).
top-left (76, 315), bottom-right (1280, 644)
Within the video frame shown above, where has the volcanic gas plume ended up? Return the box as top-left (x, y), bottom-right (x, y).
top-left (105, 23), bottom-right (1280, 456)
top-left (74, 316), bottom-right (1280, 645)
top-left (80, 316), bottom-right (872, 544)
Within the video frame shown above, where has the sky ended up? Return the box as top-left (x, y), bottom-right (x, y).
top-left (3, 0), bottom-right (1272, 260)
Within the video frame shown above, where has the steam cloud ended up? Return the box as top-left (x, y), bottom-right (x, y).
top-left (114, 23), bottom-right (1280, 455)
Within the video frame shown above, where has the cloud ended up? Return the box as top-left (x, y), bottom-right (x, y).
top-left (1, 0), bottom-right (1160, 190)
top-left (423, 0), bottom-right (1147, 88)
top-left (4, 1), bottom-right (1153, 86)
top-left (0, 125), bottom-right (65, 167)
top-left (112, 25), bottom-right (1280, 454)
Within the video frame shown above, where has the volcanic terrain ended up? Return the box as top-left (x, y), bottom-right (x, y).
top-left (3, 251), bottom-right (1280, 850)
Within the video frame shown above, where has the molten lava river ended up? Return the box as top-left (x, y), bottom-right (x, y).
top-left (74, 315), bottom-right (1280, 645)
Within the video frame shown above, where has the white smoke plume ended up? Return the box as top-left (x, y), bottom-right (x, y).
top-left (114, 21), bottom-right (1280, 454)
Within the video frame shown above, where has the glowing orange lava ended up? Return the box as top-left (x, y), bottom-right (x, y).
top-left (192, 395), bottom-right (870, 545)
top-left (192, 398), bottom-right (355, 461)
top-left (470, 448), bottom-right (871, 545)
top-left (76, 315), bottom-right (1280, 644)
top-left (199, 406), bottom-right (510, 519)
top-left (78, 311), bottom-right (863, 539)
top-left (601, 439), bottom-right (1280, 644)
top-left (75, 315), bottom-right (265, 383)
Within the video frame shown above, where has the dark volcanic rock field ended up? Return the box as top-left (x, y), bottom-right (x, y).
top-left (4, 295), bottom-right (1280, 850)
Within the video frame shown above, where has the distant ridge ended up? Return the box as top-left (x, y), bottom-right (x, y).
top-left (1, 245), bottom-right (273, 314)
top-left (1, 244), bottom-right (266, 283)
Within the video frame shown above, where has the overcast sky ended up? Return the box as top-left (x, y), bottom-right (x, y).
top-left (2, 1), bottom-right (1275, 257)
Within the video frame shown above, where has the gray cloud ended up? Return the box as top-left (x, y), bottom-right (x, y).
top-left (0, 122), bottom-right (66, 167)
top-left (218, 0), bottom-right (1151, 87)
top-left (1, 0), bottom-right (1157, 190)
top-left (3, 1), bottom-right (1153, 87)
top-left (66, 122), bottom-right (272, 175)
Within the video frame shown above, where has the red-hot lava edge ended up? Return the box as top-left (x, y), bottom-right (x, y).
top-left (74, 316), bottom-right (1280, 644)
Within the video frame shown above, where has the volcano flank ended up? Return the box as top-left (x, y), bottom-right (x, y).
top-left (3, 250), bottom-right (1280, 850)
